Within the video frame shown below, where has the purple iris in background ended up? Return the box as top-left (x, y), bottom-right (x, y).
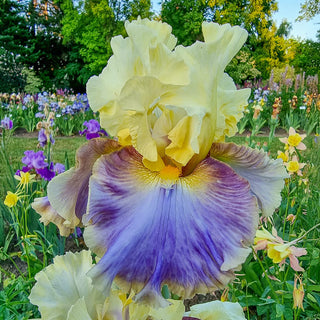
top-left (22, 150), bottom-right (48, 170)
top-left (18, 150), bottom-right (64, 181)
top-left (35, 112), bottom-right (46, 119)
top-left (36, 162), bottom-right (56, 181)
top-left (38, 129), bottom-right (55, 148)
top-left (79, 119), bottom-right (107, 140)
top-left (54, 163), bottom-right (65, 174)
top-left (1, 116), bottom-right (13, 130)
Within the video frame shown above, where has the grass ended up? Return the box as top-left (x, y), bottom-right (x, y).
top-left (0, 133), bottom-right (319, 319)
top-left (1, 134), bottom-right (317, 197)
top-left (0, 133), bottom-right (316, 201)
top-left (0, 136), bottom-right (85, 200)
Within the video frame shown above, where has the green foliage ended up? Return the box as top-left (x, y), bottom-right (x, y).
top-left (0, 0), bottom-right (30, 92)
top-left (291, 40), bottom-right (320, 76)
top-left (276, 19), bottom-right (292, 38)
top-left (161, 0), bottom-right (206, 45)
top-left (22, 68), bottom-right (43, 94)
top-left (60, 0), bottom-right (152, 87)
top-left (226, 49), bottom-right (261, 84)
top-left (160, 0), bottom-right (293, 80)
top-left (0, 276), bottom-right (39, 320)
top-left (297, 0), bottom-right (320, 21)
top-left (0, 48), bottom-right (25, 92)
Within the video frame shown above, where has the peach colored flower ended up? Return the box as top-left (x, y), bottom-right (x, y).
top-left (279, 127), bottom-right (306, 152)
top-left (286, 214), bottom-right (296, 224)
top-left (285, 156), bottom-right (305, 176)
top-left (293, 275), bottom-right (304, 311)
top-left (253, 227), bottom-right (307, 272)
top-left (277, 150), bottom-right (289, 163)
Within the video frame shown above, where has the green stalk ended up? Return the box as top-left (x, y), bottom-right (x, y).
top-left (252, 248), bottom-right (280, 304)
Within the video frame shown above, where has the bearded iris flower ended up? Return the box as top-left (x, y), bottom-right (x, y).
top-left (1, 115), bottom-right (13, 130)
top-left (32, 18), bottom-right (287, 307)
top-left (79, 119), bottom-right (108, 140)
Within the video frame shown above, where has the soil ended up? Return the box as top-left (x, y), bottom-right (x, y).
top-left (236, 127), bottom-right (290, 137)
top-left (11, 127), bottom-right (79, 139)
top-left (184, 292), bottom-right (220, 311)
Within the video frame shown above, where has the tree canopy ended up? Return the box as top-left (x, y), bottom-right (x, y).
top-left (0, 0), bottom-right (319, 92)
top-left (297, 0), bottom-right (320, 21)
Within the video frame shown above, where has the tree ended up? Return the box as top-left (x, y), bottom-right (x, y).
top-left (160, 0), bottom-right (291, 80)
top-left (291, 39), bottom-right (320, 76)
top-left (161, 0), bottom-right (206, 45)
top-left (25, 0), bottom-right (71, 89)
top-left (297, 0), bottom-right (320, 21)
top-left (0, 0), bottom-right (30, 91)
top-left (276, 19), bottom-right (292, 38)
top-left (61, 0), bottom-right (153, 90)
top-left (0, 0), bottom-right (74, 91)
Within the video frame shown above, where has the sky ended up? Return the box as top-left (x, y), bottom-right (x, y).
top-left (151, 0), bottom-right (319, 41)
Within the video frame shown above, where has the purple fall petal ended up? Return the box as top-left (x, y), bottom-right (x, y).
top-left (41, 138), bottom-right (121, 229)
top-left (210, 142), bottom-right (288, 216)
top-left (83, 147), bottom-right (258, 306)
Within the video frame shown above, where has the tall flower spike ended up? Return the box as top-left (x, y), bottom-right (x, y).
top-left (32, 18), bottom-right (288, 307)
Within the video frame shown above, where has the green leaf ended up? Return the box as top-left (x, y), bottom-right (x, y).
top-left (276, 303), bottom-right (285, 318)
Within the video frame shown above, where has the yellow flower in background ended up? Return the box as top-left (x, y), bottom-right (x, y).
top-left (285, 156), bottom-right (305, 176)
top-left (277, 151), bottom-right (289, 163)
top-left (15, 171), bottom-right (36, 190)
top-left (279, 127), bottom-right (306, 152)
top-left (293, 275), bottom-right (304, 311)
top-left (287, 161), bottom-right (299, 172)
top-left (266, 241), bottom-right (307, 271)
top-left (267, 243), bottom-right (292, 263)
top-left (4, 191), bottom-right (19, 208)
top-left (254, 227), bottom-right (307, 272)
top-left (288, 134), bottom-right (302, 147)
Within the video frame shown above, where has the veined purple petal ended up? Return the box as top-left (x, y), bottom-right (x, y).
top-left (84, 147), bottom-right (258, 306)
top-left (42, 138), bottom-right (121, 229)
top-left (210, 142), bottom-right (288, 216)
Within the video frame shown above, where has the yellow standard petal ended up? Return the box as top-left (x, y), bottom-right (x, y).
top-left (87, 19), bottom-right (250, 172)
